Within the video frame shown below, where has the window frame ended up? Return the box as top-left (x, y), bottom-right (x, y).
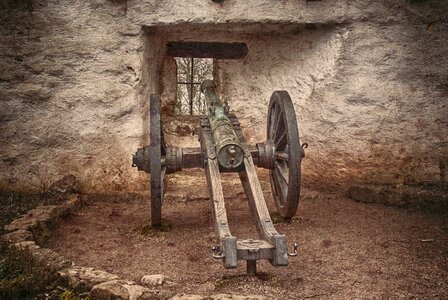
top-left (177, 57), bottom-right (199, 115)
top-left (175, 57), bottom-right (214, 116)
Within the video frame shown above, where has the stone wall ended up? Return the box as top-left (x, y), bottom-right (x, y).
top-left (0, 0), bottom-right (447, 194)
top-left (0, 0), bottom-right (146, 192)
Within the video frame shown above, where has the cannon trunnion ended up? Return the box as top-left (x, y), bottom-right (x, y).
top-left (132, 80), bottom-right (305, 275)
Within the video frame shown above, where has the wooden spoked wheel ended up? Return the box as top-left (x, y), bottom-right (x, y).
top-left (267, 91), bottom-right (302, 219)
top-left (149, 94), bottom-right (166, 227)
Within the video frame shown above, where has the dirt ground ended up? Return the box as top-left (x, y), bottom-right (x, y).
top-left (48, 170), bottom-right (448, 299)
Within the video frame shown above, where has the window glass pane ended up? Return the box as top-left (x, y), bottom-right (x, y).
top-left (174, 57), bottom-right (214, 115)
top-left (176, 84), bottom-right (191, 115)
top-left (192, 84), bottom-right (206, 115)
top-left (193, 58), bottom-right (214, 83)
top-left (175, 57), bottom-right (192, 83)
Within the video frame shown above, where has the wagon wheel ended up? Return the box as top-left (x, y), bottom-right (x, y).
top-left (267, 91), bottom-right (302, 219)
top-left (149, 94), bottom-right (166, 227)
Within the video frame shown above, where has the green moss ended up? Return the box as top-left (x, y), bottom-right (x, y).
top-left (269, 212), bottom-right (292, 224)
top-left (139, 218), bottom-right (172, 235)
top-left (59, 289), bottom-right (91, 300)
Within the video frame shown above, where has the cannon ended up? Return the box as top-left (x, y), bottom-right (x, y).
top-left (132, 80), bottom-right (306, 275)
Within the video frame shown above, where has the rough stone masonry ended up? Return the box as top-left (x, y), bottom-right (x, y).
top-left (0, 0), bottom-right (447, 199)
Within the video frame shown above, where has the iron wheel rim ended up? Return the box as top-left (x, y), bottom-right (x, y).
top-left (267, 91), bottom-right (302, 218)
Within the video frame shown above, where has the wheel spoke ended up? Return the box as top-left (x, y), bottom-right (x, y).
top-left (269, 104), bottom-right (277, 140)
top-left (274, 130), bottom-right (287, 149)
top-left (272, 110), bottom-right (283, 139)
top-left (161, 166), bottom-right (166, 202)
top-left (274, 151), bottom-right (288, 161)
top-left (275, 161), bottom-right (289, 185)
top-left (272, 171), bottom-right (286, 205)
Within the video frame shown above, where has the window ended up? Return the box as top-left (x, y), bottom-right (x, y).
top-left (175, 57), bottom-right (213, 115)
top-left (167, 41), bottom-right (247, 115)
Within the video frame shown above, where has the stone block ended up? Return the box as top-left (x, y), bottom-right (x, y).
top-left (59, 266), bottom-right (120, 290)
top-left (141, 274), bottom-right (165, 286)
top-left (90, 280), bottom-right (156, 300)
top-left (0, 229), bottom-right (33, 243)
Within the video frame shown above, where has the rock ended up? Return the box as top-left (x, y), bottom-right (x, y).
top-left (90, 280), bottom-right (130, 300)
top-left (31, 247), bottom-right (71, 270)
top-left (0, 195), bottom-right (82, 272)
top-left (219, 294), bottom-right (268, 300)
top-left (5, 205), bottom-right (56, 232)
top-left (211, 295), bottom-right (268, 300)
top-left (90, 280), bottom-right (155, 300)
top-left (197, 282), bottom-right (215, 293)
top-left (59, 266), bottom-right (120, 290)
top-left (302, 190), bottom-right (320, 199)
top-left (348, 185), bottom-right (388, 204)
top-left (59, 194), bottom-right (83, 215)
top-left (49, 175), bottom-right (78, 194)
top-left (4, 194), bottom-right (81, 233)
top-left (169, 295), bottom-right (268, 300)
top-left (123, 282), bottom-right (155, 300)
top-left (170, 294), bottom-right (203, 300)
top-left (1, 229), bottom-right (33, 243)
top-left (141, 274), bottom-right (165, 286)
top-left (14, 240), bottom-right (40, 250)
top-left (4, 194), bottom-right (81, 245)
top-left (348, 184), bottom-right (448, 209)
top-left (0, 193), bottom-right (87, 278)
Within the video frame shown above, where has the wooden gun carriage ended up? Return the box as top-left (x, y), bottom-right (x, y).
top-left (132, 80), bottom-right (306, 275)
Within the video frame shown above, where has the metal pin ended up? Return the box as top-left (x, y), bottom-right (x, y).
top-left (212, 245), bottom-right (225, 259)
top-left (287, 242), bottom-right (298, 257)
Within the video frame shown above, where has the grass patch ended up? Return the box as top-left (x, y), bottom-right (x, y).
top-left (0, 241), bottom-right (61, 299)
top-left (0, 190), bottom-right (71, 298)
top-left (0, 190), bottom-right (66, 235)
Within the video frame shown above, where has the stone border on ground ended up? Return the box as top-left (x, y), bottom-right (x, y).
top-left (0, 194), bottom-right (267, 300)
top-left (348, 184), bottom-right (448, 209)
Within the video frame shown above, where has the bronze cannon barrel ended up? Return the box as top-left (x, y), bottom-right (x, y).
top-left (201, 80), bottom-right (245, 170)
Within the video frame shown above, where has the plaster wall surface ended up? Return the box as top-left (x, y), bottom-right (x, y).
top-left (0, 0), bottom-right (146, 192)
top-left (0, 0), bottom-right (447, 194)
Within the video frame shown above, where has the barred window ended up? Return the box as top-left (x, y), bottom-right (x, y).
top-left (175, 57), bottom-right (214, 115)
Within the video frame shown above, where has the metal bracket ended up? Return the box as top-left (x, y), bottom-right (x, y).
top-left (287, 242), bottom-right (298, 257)
top-left (301, 143), bottom-right (308, 158)
top-left (212, 245), bottom-right (225, 259)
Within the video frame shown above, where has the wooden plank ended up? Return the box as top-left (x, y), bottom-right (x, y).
top-left (200, 118), bottom-right (237, 268)
top-left (167, 42), bottom-right (248, 59)
top-left (238, 154), bottom-right (288, 266)
top-left (233, 118), bottom-right (289, 266)
top-left (239, 156), bottom-right (278, 240)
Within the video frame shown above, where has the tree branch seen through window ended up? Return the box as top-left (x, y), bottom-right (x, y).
top-left (175, 57), bottom-right (213, 115)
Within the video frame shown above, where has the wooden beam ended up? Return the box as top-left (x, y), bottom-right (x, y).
top-left (200, 117), bottom-right (237, 268)
top-left (166, 42), bottom-right (248, 59)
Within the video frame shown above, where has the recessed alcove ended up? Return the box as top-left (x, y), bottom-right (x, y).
top-left (141, 22), bottom-right (342, 149)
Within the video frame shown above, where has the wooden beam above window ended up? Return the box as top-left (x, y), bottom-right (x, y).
top-left (167, 42), bottom-right (248, 59)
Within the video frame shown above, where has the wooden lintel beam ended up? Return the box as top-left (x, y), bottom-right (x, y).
top-left (166, 42), bottom-right (248, 59)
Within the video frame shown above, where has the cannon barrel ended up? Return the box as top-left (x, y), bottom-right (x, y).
top-left (201, 80), bottom-right (245, 170)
